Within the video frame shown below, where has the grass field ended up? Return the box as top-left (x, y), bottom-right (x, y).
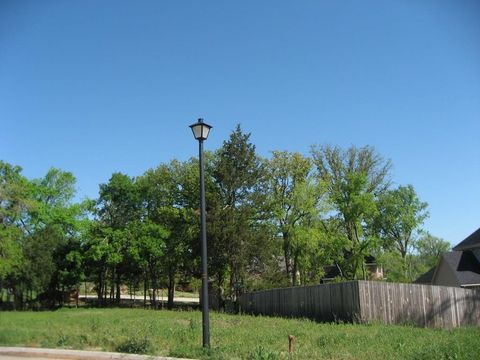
top-left (0, 308), bottom-right (479, 359)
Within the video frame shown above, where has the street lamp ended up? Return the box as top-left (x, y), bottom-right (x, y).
top-left (189, 118), bottom-right (212, 348)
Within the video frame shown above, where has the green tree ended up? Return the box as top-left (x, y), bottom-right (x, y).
top-left (416, 232), bottom-right (450, 269)
top-left (27, 168), bottom-right (86, 306)
top-left (1, 164), bottom-right (89, 308)
top-left (374, 185), bottom-right (428, 280)
top-left (0, 162), bottom-right (29, 288)
top-left (210, 125), bottom-right (272, 302)
top-left (82, 223), bottom-right (112, 305)
top-left (96, 173), bottom-right (140, 303)
top-left (126, 220), bottom-right (169, 308)
top-left (137, 161), bottom-right (197, 309)
top-left (311, 145), bottom-right (392, 279)
top-left (266, 151), bottom-right (327, 285)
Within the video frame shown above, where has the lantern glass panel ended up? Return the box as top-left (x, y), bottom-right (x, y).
top-left (191, 124), bottom-right (203, 140)
top-left (202, 126), bottom-right (211, 139)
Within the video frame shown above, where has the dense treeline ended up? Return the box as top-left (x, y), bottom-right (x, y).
top-left (0, 125), bottom-right (450, 309)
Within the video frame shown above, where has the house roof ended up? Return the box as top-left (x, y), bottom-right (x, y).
top-left (322, 265), bottom-right (341, 279)
top-left (441, 250), bottom-right (480, 286)
top-left (453, 228), bottom-right (480, 251)
top-left (414, 266), bottom-right (435, 284)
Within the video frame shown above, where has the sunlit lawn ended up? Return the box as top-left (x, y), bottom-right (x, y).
top-left (0, 308), bottom-right (478, 359)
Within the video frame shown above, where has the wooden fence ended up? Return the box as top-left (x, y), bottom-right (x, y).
top-left (238, 280), bottom-right (480, 328)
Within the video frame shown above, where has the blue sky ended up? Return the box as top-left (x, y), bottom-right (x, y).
top-left (1, 0), bottom-right (479, 245)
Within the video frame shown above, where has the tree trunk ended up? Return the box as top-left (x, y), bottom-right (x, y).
top-left (292, 254), bottom-right (298, 286)
top-left (152, 286), bottom-right (156, 309)
top-left (143, 275), bottom-right (147, 309)
top-left (115, 270), bottom-right (121, 304)
top-left (109, 267), bottom-right (115, 302)
top-left (229, 268), bottom-right (236, 301)
top-left (216, 272), bottom-right (225, 310)
top-left (103, 281), bottom-right (107, 305)
top-left (97, 271), bottom-right (104, 306)
top-left (150, 267), bottom-right (157, 309)
top-left (167, 271), bottom-right (175, 310)
top-left (12, 286), bottom-right (17, 311)
top-left (283, 232), bottom-right (292, 285)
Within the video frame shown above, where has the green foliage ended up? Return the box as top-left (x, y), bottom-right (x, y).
top-left (375, 185), bottom-right (429, 257)
top-left (0, 162), bottom-right (88, 308)
top-left (416, 232), bottom-right (451, 268)
top-left (2, 128), bottom-right (447, 309)
top-left (208, 124), bottom-right (274, 301)
top-left (0, 162), bottom-right (29, 282)
top-left (311, 145), bottom-right (392, 279)
top-left (266, 151), bottom-right (329, 285)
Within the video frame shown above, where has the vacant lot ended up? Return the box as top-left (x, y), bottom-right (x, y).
top-left (0, 308), bottom-right (478, 359)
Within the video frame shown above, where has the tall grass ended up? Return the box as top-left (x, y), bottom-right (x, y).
top-left (0, 308), bottom-right (478, 359)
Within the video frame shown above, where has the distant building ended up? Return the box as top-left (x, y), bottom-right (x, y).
top-left (320, 256), bottom-right (383, 283)
top-left (415, 228), bottom-right (480, 289)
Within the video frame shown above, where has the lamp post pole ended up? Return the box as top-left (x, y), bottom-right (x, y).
top-left (189, 118), bottom-right (212, 348)
top-left (198, 136), bottom-right (210, 348)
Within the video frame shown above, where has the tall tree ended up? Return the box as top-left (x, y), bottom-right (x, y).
top-left (125, 220), bottom-right (169, 308)
top-left (137, 161), bottom-right (197, 309)
top-left (96, 173), bottom-right (139, 303)
top-left (30, 169), bottom-right (86, 305)
top-left (416, 232), bottom-right (450, 269)
top-left (374, 185), bottom-right (428, 279)
top-left (210, 125), bottom-right (271, 301)
top-left (311, 145), bottom-right (392, 279)
top-left (266, 151), bottom-right (326, 285)
top-left (0, 162), bottom-right (29, 304)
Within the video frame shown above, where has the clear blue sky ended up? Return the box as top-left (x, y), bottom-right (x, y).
top-left (1, 1), bottom-right (479, 245)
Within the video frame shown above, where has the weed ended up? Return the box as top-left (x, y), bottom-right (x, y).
top-left (78, 334), bottom-right (89, 346)
top-left (247, 346), bottom-right (279, 360)
top-left (90, 318), bottom-right (100, 332)
top-left (115, 335), bottom-right (151, 354)
top-left (189, 318), bottom-right (199, 332)
top-left (56, 333), bottom-right (68, 347)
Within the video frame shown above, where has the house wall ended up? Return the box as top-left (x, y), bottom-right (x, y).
top-left (432, 259), bottom-right (460, 287)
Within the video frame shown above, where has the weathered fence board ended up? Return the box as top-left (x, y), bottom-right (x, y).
top-left (239, 280), bottom-right (480, 328)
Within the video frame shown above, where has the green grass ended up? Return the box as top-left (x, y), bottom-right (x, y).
top-left (0, 308), bottom-right (478, 359)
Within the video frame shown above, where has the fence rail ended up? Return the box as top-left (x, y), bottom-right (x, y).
top-left (238, 280), bottom-right (480, 328)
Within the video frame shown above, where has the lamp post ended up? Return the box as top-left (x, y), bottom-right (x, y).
top-left (189, 118), bottom-right (212, 348)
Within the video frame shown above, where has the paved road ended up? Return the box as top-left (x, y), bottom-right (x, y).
top-left (81, 294), bottom-right (199, 303)
top-left (0, 347), bottom-right (193, 360)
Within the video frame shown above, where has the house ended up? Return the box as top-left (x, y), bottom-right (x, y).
top-left (415, 228), bottom-right (480, 289)
top-left (364, 255), bottom-right (384, 280)
top-left (320, 256), bottom-right (383, 283)
top-left (320, 264), bottom-right (343, 283)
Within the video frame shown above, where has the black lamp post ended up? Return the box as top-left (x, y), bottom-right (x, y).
top-left (189, 118), bottom-right (212, 348)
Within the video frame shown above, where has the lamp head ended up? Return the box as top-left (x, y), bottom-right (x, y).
top-left (189, 118), bottom-right (212, 141)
